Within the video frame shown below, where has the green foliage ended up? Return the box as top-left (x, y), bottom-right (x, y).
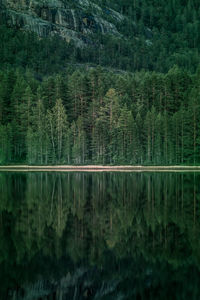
top-left (0, 66), bottom-right (199, 165)
top-left (0, 0), bottom-right (200, 165)
top-left (1, 0), bottom-right (200, 74)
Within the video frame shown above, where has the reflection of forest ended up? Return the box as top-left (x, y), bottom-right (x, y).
top-left (1, 172), bottom-right (200, 299)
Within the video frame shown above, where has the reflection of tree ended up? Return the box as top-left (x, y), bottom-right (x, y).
top-left (1, 172), bottom-right (200, 298)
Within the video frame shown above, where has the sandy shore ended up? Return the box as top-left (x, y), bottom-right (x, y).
top-left (0, 165), bottom-right (200, 172)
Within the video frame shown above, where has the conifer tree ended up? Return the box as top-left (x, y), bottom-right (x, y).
top-left (47, 99), bottom-right (68, 163)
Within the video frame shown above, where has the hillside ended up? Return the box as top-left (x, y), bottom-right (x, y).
top-left (0, 0), bottom-right (200, 166)
top-left (1, 0), bottom-right (200, 73)
top-left (0, 0), bottom-right (123, 46)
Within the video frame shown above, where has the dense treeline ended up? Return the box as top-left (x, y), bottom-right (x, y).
top-left (0, 66), bottom-right (200, 165)
top-left (99, 0), bottom-right (200, 72)
top-left (1, 0), bottom-right (200, 165)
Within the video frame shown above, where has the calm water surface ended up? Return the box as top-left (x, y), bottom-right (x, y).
top-left (0, 171), bottom-right (200, 300)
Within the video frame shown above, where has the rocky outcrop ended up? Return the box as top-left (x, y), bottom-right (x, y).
top-left (0, 0), bottom-right (123, 47)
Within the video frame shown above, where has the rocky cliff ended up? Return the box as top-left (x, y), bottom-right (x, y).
top-left (0, 0), bottom-right (124, 46)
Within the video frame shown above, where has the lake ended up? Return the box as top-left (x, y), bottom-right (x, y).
top-left (0, 171), bottom-right (200, 299)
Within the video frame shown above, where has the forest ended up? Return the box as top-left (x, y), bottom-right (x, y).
top-left (1, 0), bottom-right (200, 165)
top-left (0, 65), bottom-right (199, 165)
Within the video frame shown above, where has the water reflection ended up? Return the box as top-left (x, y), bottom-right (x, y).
top-left (0, 172), bottom-right (200, 299)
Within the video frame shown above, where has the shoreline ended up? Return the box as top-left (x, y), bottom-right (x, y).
top-left (1, 165), bottom-right (200, 172)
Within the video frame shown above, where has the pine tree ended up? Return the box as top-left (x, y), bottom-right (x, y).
top-left (117, 105), bottom-right (133, 163)
top-left (0, 124), bottom-right (12, 164)
top-left (71, 117), bottom-right (87, 164)
top-left (27, 89), bottom-right (49, 164)
top-left (11, 71), bottom-right (28, 161)
top-left (47, 99), bottom-right (68, 163)
top-left (154, 113), bottom-right (163, 164)
top-left (68, 71), bottom-right (89, 121)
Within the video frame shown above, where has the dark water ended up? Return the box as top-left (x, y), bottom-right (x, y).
top-left (0, 171), bottom-right (200, 300)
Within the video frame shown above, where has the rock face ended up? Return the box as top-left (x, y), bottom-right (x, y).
top-left (0, 0), bottom-right (124, 46)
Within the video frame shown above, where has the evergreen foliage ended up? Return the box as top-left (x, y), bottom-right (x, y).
top-left (0, 0), bottom-right (200, 165)
top-left (0, 66), bottom-right (199, 165)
